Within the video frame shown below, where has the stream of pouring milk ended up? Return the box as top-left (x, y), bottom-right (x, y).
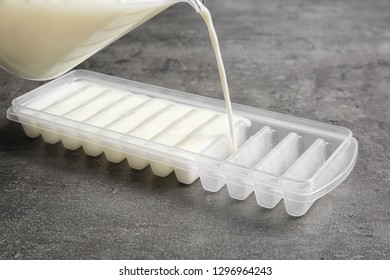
top-left (197, 3), bottom-right (238, 152)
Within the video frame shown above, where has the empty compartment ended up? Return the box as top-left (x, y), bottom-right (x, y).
top-left (223, 126), bottom-right (275, 199)
top-left (312, 138), bottom-right (358, 198)
top-left (283, 199), bottom-right (315, 217)
top-left (198, 122), bottom-right (248, 192)
top-left (283, 139), bottom-right (328, 182)
top-left (253, 132), bottom-right (303, 208)
top-left (285, 138), bottom-right (357, 216)
top-left (280, 139), bottom-right (328, 215)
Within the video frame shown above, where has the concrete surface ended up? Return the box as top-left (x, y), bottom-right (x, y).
top-left (0, 0), bottom-right (389, 259)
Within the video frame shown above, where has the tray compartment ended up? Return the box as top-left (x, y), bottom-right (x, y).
top-left (40, 84), bottom-right (103, 144)
top-left (100, 98), bottom-right (172, 161)
top-left (174, 115), bottom-right (242, 184)
top-left (220, 126), bottom-right (275, 199)
top-left (252, 132), bottom-right (303, 208)
top-left (60, 88), bottom-right (127, 150)
top-left (123, 103), bottom-right (192, 169)
top-left (149, 110), bottom-right (217, 177)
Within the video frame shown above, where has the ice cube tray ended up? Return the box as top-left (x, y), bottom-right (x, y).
top-left (7, 70), bottom-right (358, 216)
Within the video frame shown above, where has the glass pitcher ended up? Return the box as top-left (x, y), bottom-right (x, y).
top-left (0, 0), bottom-right (203, 80)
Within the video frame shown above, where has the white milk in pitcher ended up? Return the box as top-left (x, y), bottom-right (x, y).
top-left (0, 0), bottom-right (172, 80)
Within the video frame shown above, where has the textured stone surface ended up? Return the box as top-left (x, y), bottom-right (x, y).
top-left (0, 0), bottom-right (389, 259)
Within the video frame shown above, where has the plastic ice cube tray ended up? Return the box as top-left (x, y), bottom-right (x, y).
top-left (7, 70), bottom-right (358, 216)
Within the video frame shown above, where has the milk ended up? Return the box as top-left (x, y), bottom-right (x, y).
top-left (19, 79), bottom-right (251, 183)
top-left (0, 0), bottom-right (172, 80)
top-left (1, 0), bottom-right (238, 152)
top-left (6, 0), bottom-right (241, 167)
top-left (149, 110), bottom-right (217, 176)
top-left (198, 5), bottom-right (238, 152)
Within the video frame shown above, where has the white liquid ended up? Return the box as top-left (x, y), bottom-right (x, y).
top-left (2, 0), bottom-right (239, 152)
top-left (198, 4), bottom-right (238, 152)
top-left (23, 80), bottom-right (250, 146)
top-left (0, 0), bottom-right (171, 80)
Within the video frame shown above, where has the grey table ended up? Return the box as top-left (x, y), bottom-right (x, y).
top-left (0, 0), bottom-right (389, 259)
